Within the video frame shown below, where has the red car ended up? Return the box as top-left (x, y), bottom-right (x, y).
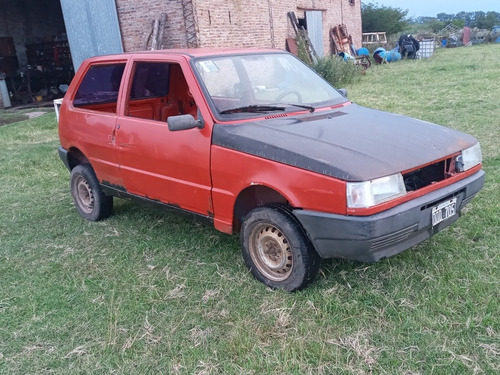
top-left (58, 48), bottom-right (484, 291)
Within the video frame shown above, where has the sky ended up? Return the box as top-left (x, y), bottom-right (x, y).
top-left (365, 0), bottom-right (500, 18)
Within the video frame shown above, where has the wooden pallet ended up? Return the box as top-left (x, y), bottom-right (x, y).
top-left (330, 24), bottom-right (356, 56)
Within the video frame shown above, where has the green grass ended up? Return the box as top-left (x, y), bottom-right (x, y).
top-left (1, 44), bottom-right (499, 374)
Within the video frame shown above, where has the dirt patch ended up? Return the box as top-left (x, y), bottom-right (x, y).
top-left (0, 110), bottom-right (46, 126)
top-left (0, 114), bottom-right (29, 126)
top-left (25, 111), bottom-right (47, 119)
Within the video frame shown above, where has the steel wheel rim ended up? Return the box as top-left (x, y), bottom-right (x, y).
top-left (74, 175), bottom-right (94, 214)
top-left (249, 223), bottom-right (293, 281)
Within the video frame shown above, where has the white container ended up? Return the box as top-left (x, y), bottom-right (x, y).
top-left (418, 39), bottom-right (435, 59)
top-left (53, 98), bottom-right (63, 122)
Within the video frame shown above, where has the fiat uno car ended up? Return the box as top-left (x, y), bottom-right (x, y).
top-left (58, 49), bottom-right (484, 291)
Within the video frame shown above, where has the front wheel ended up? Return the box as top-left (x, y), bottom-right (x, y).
top-left (70, 164), bottom-right (113, 221)
top-left (240, 206), bottom-right (320, 291)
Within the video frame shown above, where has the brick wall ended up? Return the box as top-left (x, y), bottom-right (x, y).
top-left (195, 1), bottom-right (274, 48)
top-left (115, 0), bottom-right (189, 51)
top-left (116, 0), bottom-right (362, 54)
top-left (194, 0), bottom-right (362, 54)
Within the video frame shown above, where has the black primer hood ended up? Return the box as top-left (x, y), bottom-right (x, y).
top-left (212, 103), bottom-right (478, 181)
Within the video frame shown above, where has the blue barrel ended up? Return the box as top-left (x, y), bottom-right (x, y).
top-left (356, 47), bottom-right (370, 56)
top-left (386, 47), bottom-right (401, 62)
top-left (373, 47), bottom-right (401, 63)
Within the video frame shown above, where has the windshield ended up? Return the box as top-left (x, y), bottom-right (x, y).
top-left (192, 52), bottom-right (347, 119)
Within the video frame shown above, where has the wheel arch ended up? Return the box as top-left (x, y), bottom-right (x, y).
top-left (66, 147), bottom-right (90, 170)
top-left (232, 184), bottom-right (293, 233)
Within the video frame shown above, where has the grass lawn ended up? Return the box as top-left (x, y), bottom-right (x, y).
top-left (1, 44), bottom-right (499, 374)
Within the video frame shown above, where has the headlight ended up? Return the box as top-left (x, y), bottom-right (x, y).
top-left (347, 174), bottom-right (406, 208)
top-left (456, 143), bottom-right (482, 172)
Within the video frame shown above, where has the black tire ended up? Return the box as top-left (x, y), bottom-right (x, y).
top-left (240, 206), bottom-right (320, 291)
top-left (70, 164), bottom-right (113, 221)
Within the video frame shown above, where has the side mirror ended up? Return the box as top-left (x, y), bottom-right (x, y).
top-left (167, 114), bottom-right (204, 131)
top-left (337, 88), bottom-right (348, 98)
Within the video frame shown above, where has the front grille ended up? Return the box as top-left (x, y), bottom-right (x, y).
top-left (403, 158), bottom-right (454, 192)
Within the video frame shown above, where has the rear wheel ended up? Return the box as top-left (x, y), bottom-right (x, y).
top-left (240, 206), bottom-right (320, 291)
top-left (70, 164), bottom-right (113, 221)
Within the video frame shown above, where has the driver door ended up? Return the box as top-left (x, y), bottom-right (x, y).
top-left (115, 57), bottom-right (213, 216)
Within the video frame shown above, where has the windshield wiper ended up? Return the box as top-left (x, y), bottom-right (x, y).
top-left (281, 103), bottom-right (315, 113)
top-left (219, 105), bottom-right (285, 115)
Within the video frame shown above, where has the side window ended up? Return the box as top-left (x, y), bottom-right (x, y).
top-left (73, 63), bottom-right (125, 112)
top-left (130, 62), bottom-right (170, 99)
top-left (126, 62), bottom-right (198, 121)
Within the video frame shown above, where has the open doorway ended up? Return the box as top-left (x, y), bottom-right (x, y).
top-left (0, 0), bottom-right (73, 105)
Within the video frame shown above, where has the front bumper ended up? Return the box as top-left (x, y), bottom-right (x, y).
top-left (294, 170), bottom-right (485, 262)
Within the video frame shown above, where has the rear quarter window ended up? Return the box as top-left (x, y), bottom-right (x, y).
top-left (73, 63), bottom-right (126, 111)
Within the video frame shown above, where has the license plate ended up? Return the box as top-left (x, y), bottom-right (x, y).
top-left (431, 197), bottom-right (457, 226)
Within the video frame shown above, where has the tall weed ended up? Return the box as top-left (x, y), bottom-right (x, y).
top-left (295, 34), bottom-right (362, 87)
top-left (312, 55), bottom-right (362, 87)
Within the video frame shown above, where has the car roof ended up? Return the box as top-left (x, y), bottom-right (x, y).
top-left (84, 48), bottom-right (286, 62)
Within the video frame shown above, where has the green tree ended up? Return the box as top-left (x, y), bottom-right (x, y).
top-left (476, 11), bottom-right (500, 29)
top-left (437, 13), bottom-right (455, 23)
top-left (436, 11), bottom-right (499, 28)
top-left (414, 16), bottom-right (437, 24)
top-left (361, 2), bottom-right (410, 36)
top-left (409, 10), bottom-right (499, 34)
top-left (429, 19), bottom-right (446, 33)
top-left (451, 19), bottom-right (465, 28)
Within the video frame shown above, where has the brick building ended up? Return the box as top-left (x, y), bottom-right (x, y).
top-left (116, 0), bottom-right (362, 56)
